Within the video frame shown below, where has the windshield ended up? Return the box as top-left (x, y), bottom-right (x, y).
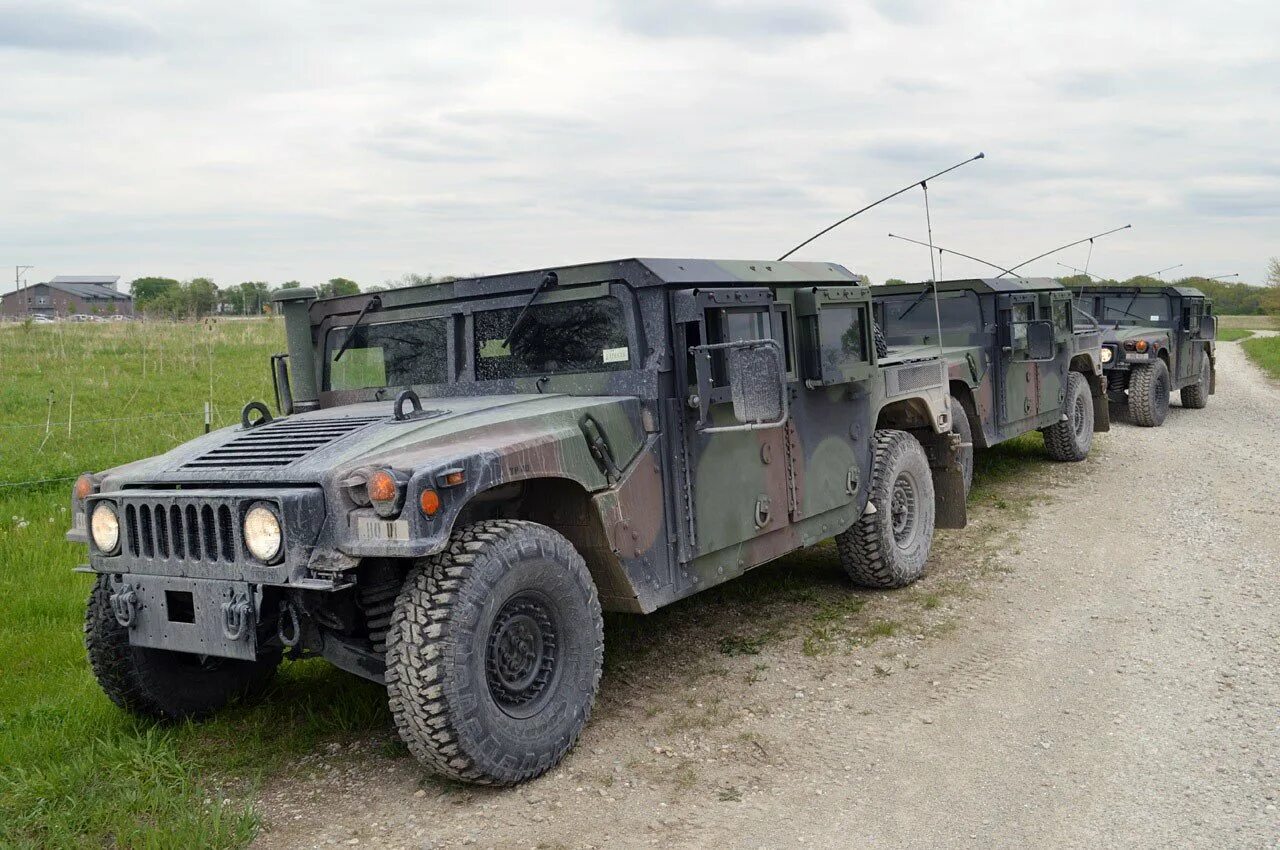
top-left (324, 317), bottom-right (449, 391)
top-left (474, 297), bottom-right (631, 380)
top-left (878, 290), bottom-right (981, 340)
top-left (1091, 294), bottom-right (1169, 324)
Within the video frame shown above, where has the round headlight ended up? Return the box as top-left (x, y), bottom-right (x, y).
top-left (90, 502), bottom-right (119, 553)
top-left (1101, 347), bottom-right (1113, 364)
top-left (243, 505), bottom-right (282, 562)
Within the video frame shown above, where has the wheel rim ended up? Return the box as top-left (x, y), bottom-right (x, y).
top-left (890, 472), bottom-right (919, 548)
top-left (485, 592), bottom-right (559, 717)
top-left (1072, 394), bottom-right (1087, 437)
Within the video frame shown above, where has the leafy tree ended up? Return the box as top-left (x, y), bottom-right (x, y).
top-left (186, 278), bottom-right (218, 317)
top-left (883, 278), bottom-right (909, 286)
top-left (129, 277), bottom-right (179, 311)
top-left (320, 278), bottom-right (361, 298)
top-left (279, 280), bottom-right (301, 290)
top-left (1263, 258), bottom-right (1280, 314)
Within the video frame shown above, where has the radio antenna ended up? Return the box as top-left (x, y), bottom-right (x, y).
top-left (888, 233), bottom-right (1020, 277)
top-left (1143, 263), bottom-right (1182, 278)
top-left (777, 152), bottom-right (985, 261)
top-left (996, 224), bottom-right (1132, 277)
top-left (1057, 262), bottom-right (1109, 282)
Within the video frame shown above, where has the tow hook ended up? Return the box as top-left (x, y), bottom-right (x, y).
top-left (221, 592), bottom-right (253, 642)
top-left (109, 584), bottom-right (138, 629)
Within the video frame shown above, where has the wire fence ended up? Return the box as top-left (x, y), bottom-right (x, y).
top-left (0, 404), bottom-right (221, 493)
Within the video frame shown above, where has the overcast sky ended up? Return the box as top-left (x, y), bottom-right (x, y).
top-left (2, 0), bottom-right (1277, 293)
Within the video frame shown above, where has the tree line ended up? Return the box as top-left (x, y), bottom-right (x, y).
top-left (884, 258), bottom-right (1280, 314)
top-left (128, 273), bottom-right (458, 318)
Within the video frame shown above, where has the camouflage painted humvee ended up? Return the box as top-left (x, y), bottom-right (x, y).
top-left (872, 278), bottom-right (1109, 493)
top-left (1075, 285), bottom-right (1216, 427)
top-left (69, 258), bottom-right (965, 785)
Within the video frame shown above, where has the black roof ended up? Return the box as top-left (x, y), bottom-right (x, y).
top-left (872, 277), bottom-right (1062, 296)
top-left (1076, 284), bottom-right (1206, 299)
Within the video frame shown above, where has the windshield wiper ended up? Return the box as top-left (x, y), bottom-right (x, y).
top-left (503, 271), bottom-right (559, 350)
top-left (897, 281), bottom-right (937, 321)
top-left (1104, 304), bottom-right (1147, 322)
top-left (332, 294), bottom-right (382, 362)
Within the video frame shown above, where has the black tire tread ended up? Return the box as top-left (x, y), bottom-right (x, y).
top-left (1128, 360), bottom-right (1169, 427)
top-left (1181, 355), bottom-right (1211, 409)
top-left (1043, 371), bottom-right (1094, 462)
top-left (835, 430), bottom-right (935, 589)
top-left (385, 519), bottom-right (603, 786)
top-left (950, 396), bottom-right (974, 496)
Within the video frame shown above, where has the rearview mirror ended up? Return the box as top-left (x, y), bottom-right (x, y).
top-left (1199, 314), bottom-right (1216, 339)
top-left (1026, 321), bottom-right (1055, 361)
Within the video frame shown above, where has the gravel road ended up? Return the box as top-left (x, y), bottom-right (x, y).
top-left (255, 339), bottom-right (1280, 850)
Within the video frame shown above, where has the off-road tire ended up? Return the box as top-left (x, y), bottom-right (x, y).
top-left (950, 395), bottom-right (974, 496)
top-left (1180, 356), bottom-right (1211, 409)
top-left (84, 575), bottom-right (280, 720)
top-left (1042, 371), bottom-right (1094, 462)
top-left (1128, 359), bottom-right (1170, 427)
top-left (835, 430), bottom-right (936, 589)
top-left (386, 520), bottom-right (604, 786)
top-left (873, 321), bottom-right (889, 359)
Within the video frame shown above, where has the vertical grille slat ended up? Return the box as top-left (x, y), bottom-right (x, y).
top-left (217, 506), bottom-right (234, 562)
top-left (183, 415), bottom-right (385, 469)
top-left (139, 507), bottom-right (154, 558)
top-left (153, 505), bottom-right (169, 558)
top-left (170, 506), bottom-right (184, 560)
top-left (201, 505), bottom-right (217, 561)
top-left (125, 505), bottom-right (139, 557)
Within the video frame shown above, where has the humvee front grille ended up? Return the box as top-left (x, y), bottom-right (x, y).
top-left (184, 415), bottom-right (384, 469)
top-left (124, 500), bottom-right (239, 563)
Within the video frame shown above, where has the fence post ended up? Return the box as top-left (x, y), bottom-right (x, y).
top-left (204, 401), bottom-right (211, 434)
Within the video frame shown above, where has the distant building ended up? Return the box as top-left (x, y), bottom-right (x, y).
top-left (0, 275), bottom-right (133, 318)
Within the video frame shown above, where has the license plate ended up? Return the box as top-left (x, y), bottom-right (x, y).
top-left (356, 515), bottom-right (409, 541)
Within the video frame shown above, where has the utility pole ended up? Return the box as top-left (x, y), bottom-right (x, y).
top-left (15, 265), bottom-right (33, 294)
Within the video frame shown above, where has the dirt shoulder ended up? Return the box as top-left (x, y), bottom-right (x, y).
top-left (254, 340), bottom-right (1280, 849)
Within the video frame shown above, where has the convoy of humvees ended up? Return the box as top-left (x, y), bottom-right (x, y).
top-left (1074, 284), bottom-right (1217, 427)
top-left (69, 258), bottom-right (968, 785)
top-left (872, 278), bottom-right (1109, 493)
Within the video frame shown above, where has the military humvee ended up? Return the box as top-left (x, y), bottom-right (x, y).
top-left (872, 278), bottom-right (1109, 493)
top-left (69, 258), bottom-right (965, 785)
top-left (1074, 285), bottom-right (1216, 427)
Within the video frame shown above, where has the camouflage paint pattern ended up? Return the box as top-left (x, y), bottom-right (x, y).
top-left (872, 278), bottom-right (1109, 450)
top-left (71, 258), bottom-right (964, 662)
top-left (1075, 285), bottom-right (1216, 395)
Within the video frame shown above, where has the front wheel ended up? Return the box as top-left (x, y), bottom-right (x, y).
top-left (1128, 359), bottom-right (1171, 427)
top-left (835, 430), bottom-right (936, 589)
top-left (385, 520), bottom-right (604, 785)
top-left (1043, 371), bottom-right (1094, 461)
top-left (950, 396), bottom-right (974, 496)
top-left (85, 576), bottom-right (280, 720)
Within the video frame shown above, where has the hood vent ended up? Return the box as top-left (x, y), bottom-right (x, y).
top-left (183, 415), bottom-right (385, 469)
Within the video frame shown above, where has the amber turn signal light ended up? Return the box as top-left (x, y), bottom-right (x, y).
top-left (1134, 339), bottom-right (1149, 352)
top-left (442, 470), bottom-right (465, 487)
top-left (73, 474), bottom-right (95, 501)
top-left (419, 489), bottom-right (441, 516)
top-left (367, 470), bottom-right (398, 502)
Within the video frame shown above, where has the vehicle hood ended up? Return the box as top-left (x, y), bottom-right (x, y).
top-left (97, 393), bottom-right (645, 491)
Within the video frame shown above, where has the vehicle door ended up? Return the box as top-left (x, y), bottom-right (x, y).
top-left (1042, 290), bottom-right (1073, 414)
top-left (995, 292), bottom-right (1056, 431)
top-left (1177, 297), bottom-right (1203, 382)
top-left (671, 289), bottom-right (793, 563)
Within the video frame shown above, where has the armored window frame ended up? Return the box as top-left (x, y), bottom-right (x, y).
top-left (795, 287), bottom-right (875, 387)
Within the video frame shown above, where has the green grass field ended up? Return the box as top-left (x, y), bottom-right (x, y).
top-left (0, 320), bottom-right (1067, 847)
top-left (1241, 334), bottom-right (1280, 380)
top-left (1218, 314), bottom-right (1279, 331)
top-left (1217, 328), bottom-right (1255, 342)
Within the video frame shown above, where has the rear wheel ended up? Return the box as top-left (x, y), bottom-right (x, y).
top-left (1043, 371), bottom-right (1094, 461)
top-left (84, 576), bottom-right (280, 720)
top-left (385, 520), bottom-right (603, 785)
top-left (835, 430), bottom-right (935, 589)
top-left (1128, 360), bottom-right (1170, 427)
top-left (1180, 356), bottom-right (1211, 409)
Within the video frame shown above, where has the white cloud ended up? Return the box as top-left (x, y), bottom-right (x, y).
top-left (0, 0), bottom-right (1277, 289)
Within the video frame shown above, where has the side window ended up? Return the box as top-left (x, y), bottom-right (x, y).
top-left (706, 307), bottom-right (769, 386)
top-left (1011, 303), bottom-right (1032, 347)
top-left (802, 303), bottom-right (870, 384)
top-left (1054, 300), bottom-right (1071, 332)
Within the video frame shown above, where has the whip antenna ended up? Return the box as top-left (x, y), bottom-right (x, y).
top-left (887, 234), bottom-right (1020, 277)
top-left (1143, 263), bottom-right (1183, 278)
top-left (997, 224), bottom-right (1132, 277)
top-left (777, 152), bottom-right (985, 261)
top-left (920, 180), bottom-right (946, 362)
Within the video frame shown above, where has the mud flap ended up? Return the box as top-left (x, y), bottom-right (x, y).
top-left (931, 465), bottom-right (967, 529)
top-left (1093, 376), bottom-right (1111, 432)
